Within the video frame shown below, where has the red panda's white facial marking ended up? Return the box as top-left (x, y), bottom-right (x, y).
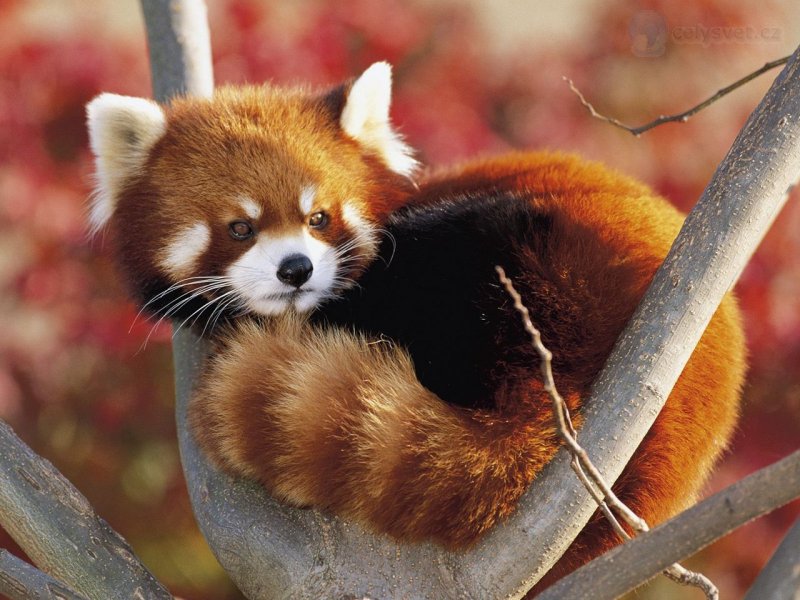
top-left (342, 202), bottom-right (373, 238)
top-left (299, 186), bottom-right (316, 215)
top-left (159, 222), bottom-right (211, 278)
top-left (226, 230), bottom-right (338, 315)
top-left (341, 202), bottom-right (379, 263)
top-left (238, 196), bottom-right (263, 221)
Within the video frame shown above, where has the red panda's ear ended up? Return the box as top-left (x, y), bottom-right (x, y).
top-left (85, 94), bottom-right (166, 234)
top-left (338, 62), bottom-right (418, 177)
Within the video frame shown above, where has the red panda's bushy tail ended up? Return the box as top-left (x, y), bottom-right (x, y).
top-left (189, 316), bottom-right (563, 549)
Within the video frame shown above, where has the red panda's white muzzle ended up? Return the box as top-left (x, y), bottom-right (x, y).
top-left (226, 231), bottom-right (338, 316)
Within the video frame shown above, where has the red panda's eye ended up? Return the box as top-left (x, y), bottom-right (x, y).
top-left (229, 220), bottom-right (254, 240)
top-left (309, 211), bottom-right (328, 229)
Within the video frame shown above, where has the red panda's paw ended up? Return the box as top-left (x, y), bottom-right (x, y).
top-left (188, 317), bottom-right (561, 548)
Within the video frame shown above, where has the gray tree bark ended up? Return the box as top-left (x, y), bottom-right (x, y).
top-left (0, 421), bottom-right (172, 599)
top-left (744, 514), bottom-right (800, 600)
top-left (141, 0), bottom-right (213, 102)
top-left (0, 549), bottom-right (88, 600)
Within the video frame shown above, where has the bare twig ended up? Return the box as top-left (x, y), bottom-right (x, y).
top-left (495, 265), bottom-right (719, 600)
top-left (539, 449), bottom-right (800, 600)
top-left (565, 55), bottom-right (790, 136)
top-left (0, 549), bottom-right (88, 600)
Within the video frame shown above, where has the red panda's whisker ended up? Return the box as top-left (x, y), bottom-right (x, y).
top-left (136, 282), bottom-right (235, 352)
top-left (146, 279), bottom-right (233, 328)
top-left (206, 292), bottom-right (249, 335)
top-left (130, 275), bottom-right (233, 332)
top-left (173, 288), bottom-right (243, 340)
top-left (202, 282), bottom-right (256, 336)
top-left (181, 287), bottom-right (242, 326)
top-left (136, 276), bottom-right (232, 315)
top-left (376, 228), bottom-right (397, 265)
top-left (128, 277), bottom-right (233, 338)
top-left (329, 275), bottom-right (361, 293)
top-left (155, 281), bottom-right (232, 321)
top-left (331, 256), bottom-right (366, 268)
top-left (333, 231), bottom-right (377, 256)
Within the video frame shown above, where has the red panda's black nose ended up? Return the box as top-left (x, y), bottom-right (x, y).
top-left (277, 254), bottom-right (313, 288)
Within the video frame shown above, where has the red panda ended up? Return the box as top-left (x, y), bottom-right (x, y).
top-left (86, 62), bottom-right (745, 585)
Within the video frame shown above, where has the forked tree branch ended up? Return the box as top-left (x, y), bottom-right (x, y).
top-left (565, 55), bottom-right (790, 135)
top-left (153, 0), bottom-right (800, 596)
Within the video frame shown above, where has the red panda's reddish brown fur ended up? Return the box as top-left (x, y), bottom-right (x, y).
top-left (189, 152), bottom-right (745, 582)
top-left (87, 66), bottom-right (745, 591)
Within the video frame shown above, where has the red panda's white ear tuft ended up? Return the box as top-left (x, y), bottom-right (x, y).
top-left (85, 94), bottom-right (166, 234)
top-left (340, 62), bottom-right (418, 177)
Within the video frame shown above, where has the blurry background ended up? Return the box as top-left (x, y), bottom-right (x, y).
top-left (0, 0), bottom-right (798, 597)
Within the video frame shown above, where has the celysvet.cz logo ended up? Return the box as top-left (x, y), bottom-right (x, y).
top-left (629, 11), bottom-right (781, 57)
top-left (629, 11), bottom-right (668, 57)
top-left (673, 24), bottom-right (781, 46)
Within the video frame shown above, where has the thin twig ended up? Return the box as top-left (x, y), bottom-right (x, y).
top-left (565, 55), bottom-right (790, 136)
top-left (495, 266), bottom-right (719, 600)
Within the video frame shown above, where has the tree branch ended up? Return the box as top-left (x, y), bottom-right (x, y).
top-left (140, 0), bottom-right (213, 102)
top-left (0, 549), bottom-right (88, 600)
top-left (565, 55), bottom-right (791, 135)
top-left (743, 514), bottom-right (800, 600)
top-left (537, 449), bottom-right (800, 599)
top-left (0, 421), bottom-right (172, 600)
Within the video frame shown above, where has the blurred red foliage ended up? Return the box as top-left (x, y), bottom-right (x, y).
top-left (0, 1), bottom-right (797, 598)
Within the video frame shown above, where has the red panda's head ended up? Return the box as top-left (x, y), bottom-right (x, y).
top-left (87, 63), bottom-right (417, 321)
